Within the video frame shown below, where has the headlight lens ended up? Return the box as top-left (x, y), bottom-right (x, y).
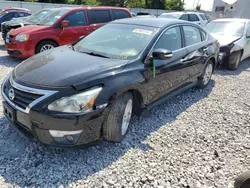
top-left (15, 34), bottom-right (29, 42)
top-left (48, 87), bottom-right (102, 113)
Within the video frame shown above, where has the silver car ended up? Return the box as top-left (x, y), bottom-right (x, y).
top-left (206, 18), bottom-right (250, 70)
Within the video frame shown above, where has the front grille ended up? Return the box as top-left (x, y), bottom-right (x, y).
top-left (2, 25), bottom-right (11, 40)
top-left (3, 79), bottom-right (43, 110)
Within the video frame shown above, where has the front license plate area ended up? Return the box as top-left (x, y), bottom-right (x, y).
top-left (3, 102), bottom-right (16, 122)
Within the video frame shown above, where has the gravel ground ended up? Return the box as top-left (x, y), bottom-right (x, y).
top-left (0, 39), bottom-right (249, 188)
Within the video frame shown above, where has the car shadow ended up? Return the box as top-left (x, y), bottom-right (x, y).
top-left (215, 58), bottom-right (250, 76)
top-left (0, 81), bottom-right (215, 187)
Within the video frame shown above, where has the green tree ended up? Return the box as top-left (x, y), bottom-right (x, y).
top-left (126, 0), bottom-right (145, 8)
top-left (165, 0), bottom-right (184, 10)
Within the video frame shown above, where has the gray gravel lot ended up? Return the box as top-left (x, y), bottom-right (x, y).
top-left (0, 39), bottom-right (249, 188)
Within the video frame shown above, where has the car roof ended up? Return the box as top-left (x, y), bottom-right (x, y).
top-left (4, 10), bottom-right (31, 13)
top-left (55, 6), bottom-right (129, 11)
top-left (212, 18), bottom-right (249, 23)
top-left (112, 18), bottom-right (191, 28)
top-left (161, 11), bottom-right (205, 15)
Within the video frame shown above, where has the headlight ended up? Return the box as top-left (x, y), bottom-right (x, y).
top-left (48, 87), bottom-right (102, 113)
top-left (15, 34), bottom-right (29, 42)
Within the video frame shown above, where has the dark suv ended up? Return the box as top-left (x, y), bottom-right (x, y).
top-left (0, 10), bottom-right (31, 31)
top-left (1, 8), bottom-right (55, 41)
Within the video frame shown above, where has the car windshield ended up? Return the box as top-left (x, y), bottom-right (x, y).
top-left (74, 23), bottom-right (158, 60)
top-left (158, 14), bottom-right (181, 19)
top-left (0, 11), bottom-right (7, 17)
top-left (36, 9), bottom-right (69, 26)
top-left (27, 9), bottom-right (53, 24)
top-left (206, 21), bottom-right (245, 37)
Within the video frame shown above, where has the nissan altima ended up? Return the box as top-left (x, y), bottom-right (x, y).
top-left (206, 18), bottom-right (250, 70)
top-left (1, 18), bottom-right (219, 147)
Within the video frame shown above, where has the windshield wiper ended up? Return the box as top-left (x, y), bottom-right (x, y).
top-left (82, 51), bottom-right (109, 58)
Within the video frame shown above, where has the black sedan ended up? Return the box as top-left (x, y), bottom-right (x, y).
top-left (1, 18), bottom-right (219, 147)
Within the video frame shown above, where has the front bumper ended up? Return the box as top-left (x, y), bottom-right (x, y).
top-left (5, 40), bottom-right (35, 58)
top-left (1, 77), bottom-right (109, 147)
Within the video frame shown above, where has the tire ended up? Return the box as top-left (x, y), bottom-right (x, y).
top-left (197, 60), bottom-right (214, 89)
top-left (234, 171), bottom-right (250, 188)
top-left (35, 40), bottom-right (58, 54)
top-left (103, 92), bottom-right (133, 142)
top-left (229, 51), bottom-right (242, 70)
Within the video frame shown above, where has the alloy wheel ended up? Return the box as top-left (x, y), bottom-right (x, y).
top-left (40, 44), bottom-right (54, 52)
top-left (121, 99), bottom-right (133, 135)
top-left (203, 63), bottom-right (213, 85)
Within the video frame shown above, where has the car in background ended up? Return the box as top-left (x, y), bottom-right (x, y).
top-left (11, 16), bottom-right (30, 21)
top-left (1, 7), bottom-right (31, 14)
top-left (5, 6), bottom-right (132, 58)
top-left (206, 18), bottom-right (250, 70)
top-left (0, 10), bottom-right (31, 31)
top-left (1, 8), bottom-right (55, 41)
top-left (136, 12), bottom-right (156, 18)
top-left (1, 18), bottom-right (219, 147)
top-left (159, 12), bottom-right (209, 27)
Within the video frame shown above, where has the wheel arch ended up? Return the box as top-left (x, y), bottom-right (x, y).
top-left (35, 39), bottom-right (59, 53)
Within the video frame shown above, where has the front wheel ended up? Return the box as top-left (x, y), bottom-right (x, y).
top-left (103, 92), bottom-right (133, 142)
top-left (197, 60), bottom-right (214, 89)
top-left (35, 40), bottom-right (58, 54)
top-left (229, 51), bottom-right (242, 70)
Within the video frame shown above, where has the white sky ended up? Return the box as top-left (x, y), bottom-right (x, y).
top-left (184, 0), bottom-right (214, 11)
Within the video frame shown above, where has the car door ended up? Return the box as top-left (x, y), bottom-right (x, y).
top-left (243, 22), bottom-right (250, 59)
top-left (181, 25), bottom-right (208, 79)
top-left (59, 10), bottom-right (88, 45)
top-left (146, 26), bottom-right (192, 103)
top-left (188, 14), bottom-right (201, 26)
top-left (86, 9), bottom-right (112, 34)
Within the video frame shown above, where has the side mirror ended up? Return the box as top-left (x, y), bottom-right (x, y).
top-left (152, 48), bottom-right (173, 60)
top-left (61, 20), bottom-right (69, 28)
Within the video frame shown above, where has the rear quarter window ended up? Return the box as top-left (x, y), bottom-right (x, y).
top-left (87, 10), bottom-right (111, 24)
top-left (112, 9), bottom-right (130, 19)
top-left (200, 14), bottom-right (207, 20)
top-left (189, 14), bottom-right (199, 21)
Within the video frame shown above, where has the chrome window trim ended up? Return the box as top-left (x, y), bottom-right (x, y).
top-left (2, 74), bottom-right (58, 114)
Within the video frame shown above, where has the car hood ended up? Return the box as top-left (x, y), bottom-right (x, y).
top-left (13, 46), bottom-right (129, 88)
top-left (210, 33), bottom-right (241, 46)
top-left (9, 25), bottom-right (48, 35)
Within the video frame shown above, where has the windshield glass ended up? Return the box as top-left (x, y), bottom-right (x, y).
top-left (74, 24), bottom-right (158, 60)
top-left (36, 9), bottom-right (69, 26)
top-left (206, 21), bottom-right (245, 37)
top-left (27, 9), bottom-right (53, 24)
top-left (159, 14), bottom-right (181, 19)
top-left (0, 11), bottom-right (7, 17)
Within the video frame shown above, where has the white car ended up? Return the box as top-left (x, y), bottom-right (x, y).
top-left (158, 12), bottom-right (209, 27)
top-left (206, 18), bottom-right (250, 70)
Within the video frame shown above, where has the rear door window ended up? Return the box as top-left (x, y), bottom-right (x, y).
top-left (180, 14), bottom-right (189, 21)
top-left (64, 11), bottom-right (87, 26)
top-left (183, 26), bottom-right (202, 46)
top-left (189, 14), bottom-right (199, 22)
top-left (88, 10), bottom-right (111, 24)
top-left (112, 9), bottom-right (130, 19)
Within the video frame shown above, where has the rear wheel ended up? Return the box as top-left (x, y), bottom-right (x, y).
top-left (234, 171), bottom-right (250, 188)
top-left (35, 40), bottom-right (58, 54)
top-left (229, 51), bottom-right (242, 70)
top-left (197, 60), bottom-right (214, 89)
top-left (103, 92), bottom-right (133, 142)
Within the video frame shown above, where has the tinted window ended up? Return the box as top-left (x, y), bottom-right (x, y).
top-left (180, 14), bottom-right (188, 21)
top-left (200, 14), bottom-right (207, 20)
top-left (189, 14), bottom-right (199, 21)
top-left (64, 11), bottom-right (86, 26)
top-left (113, 10), bottom-right (130, 19)
top-left (183, 26), bottom-right (202, 46)
top-left (88, 10), bottom-right (111, 24)
top-left (155, 26), bottom-right (182, 51)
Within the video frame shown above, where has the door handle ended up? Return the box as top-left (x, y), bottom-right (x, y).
top-left (180, 58), bottom-right (188, 64)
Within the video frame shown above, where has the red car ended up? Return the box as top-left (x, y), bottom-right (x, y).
top-left (1, 7), bottom-right (31, 14)
top-left (5, 6), bottom-right (132, 58)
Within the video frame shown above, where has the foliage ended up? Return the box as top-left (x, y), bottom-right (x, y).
top-left (196, 4), bottom-right (201, 11)
top-left (12, 0), bottom-right (185, 10)
top-left (165, 0), bottom-right (184, 11)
